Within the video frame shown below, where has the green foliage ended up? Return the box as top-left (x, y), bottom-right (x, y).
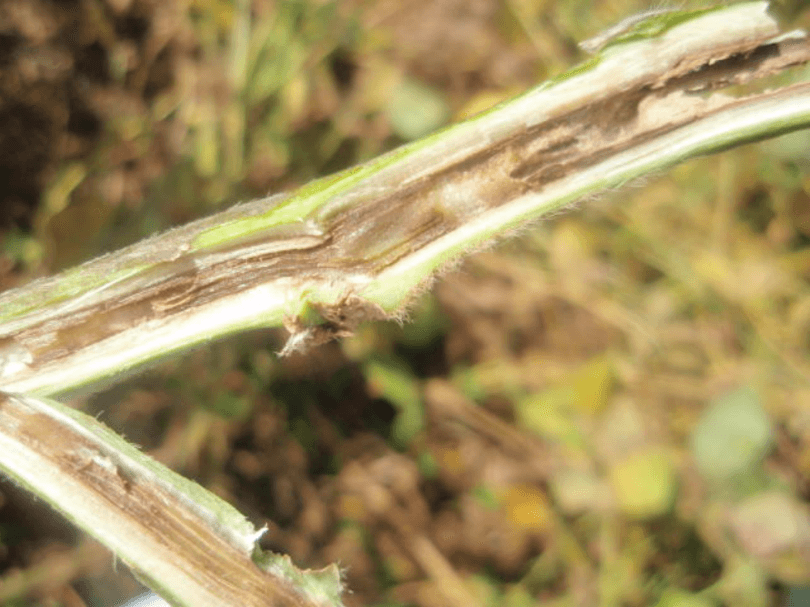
top-left (386, 77), bottom-right (450, 141)
top-left (363, 358), bottom-right (424, 447)
top-left (654, 589), bottom-right (717, 607)
top-left (690, 387), bottom-right (774, 484)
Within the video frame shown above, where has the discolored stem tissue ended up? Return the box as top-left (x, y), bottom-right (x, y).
top-left (0, 3), bottom-right (809, 399)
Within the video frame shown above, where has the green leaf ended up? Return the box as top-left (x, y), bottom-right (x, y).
top-left (514, 386), bottom-right (581, 447)
top-left (690, 387), bottom-right (774, 483)
top-left (654, 589), bottom-right (716, 607)
top-left (386, 77), bottom-right (450, 141)
top-left (363, 358), bottom-right (424, 446)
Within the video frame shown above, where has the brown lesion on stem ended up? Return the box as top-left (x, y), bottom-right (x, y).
top-left (0, 392), bottom-right (319, 607)
top-left (282, 294), bottom-right (389, 355)
top-left (1, 24), bottom-right (810, 390)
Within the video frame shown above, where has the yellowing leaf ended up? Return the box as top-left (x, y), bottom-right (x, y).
top-left (500, 483), bottom-right (553, 533)
top-left (609, 446), bottom-right (676, 519)
top-left (571, 355), bottom-right (614, 415)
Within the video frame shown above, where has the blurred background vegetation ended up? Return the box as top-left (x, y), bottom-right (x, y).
top-left (2, 0), bottom-right (810, 606)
